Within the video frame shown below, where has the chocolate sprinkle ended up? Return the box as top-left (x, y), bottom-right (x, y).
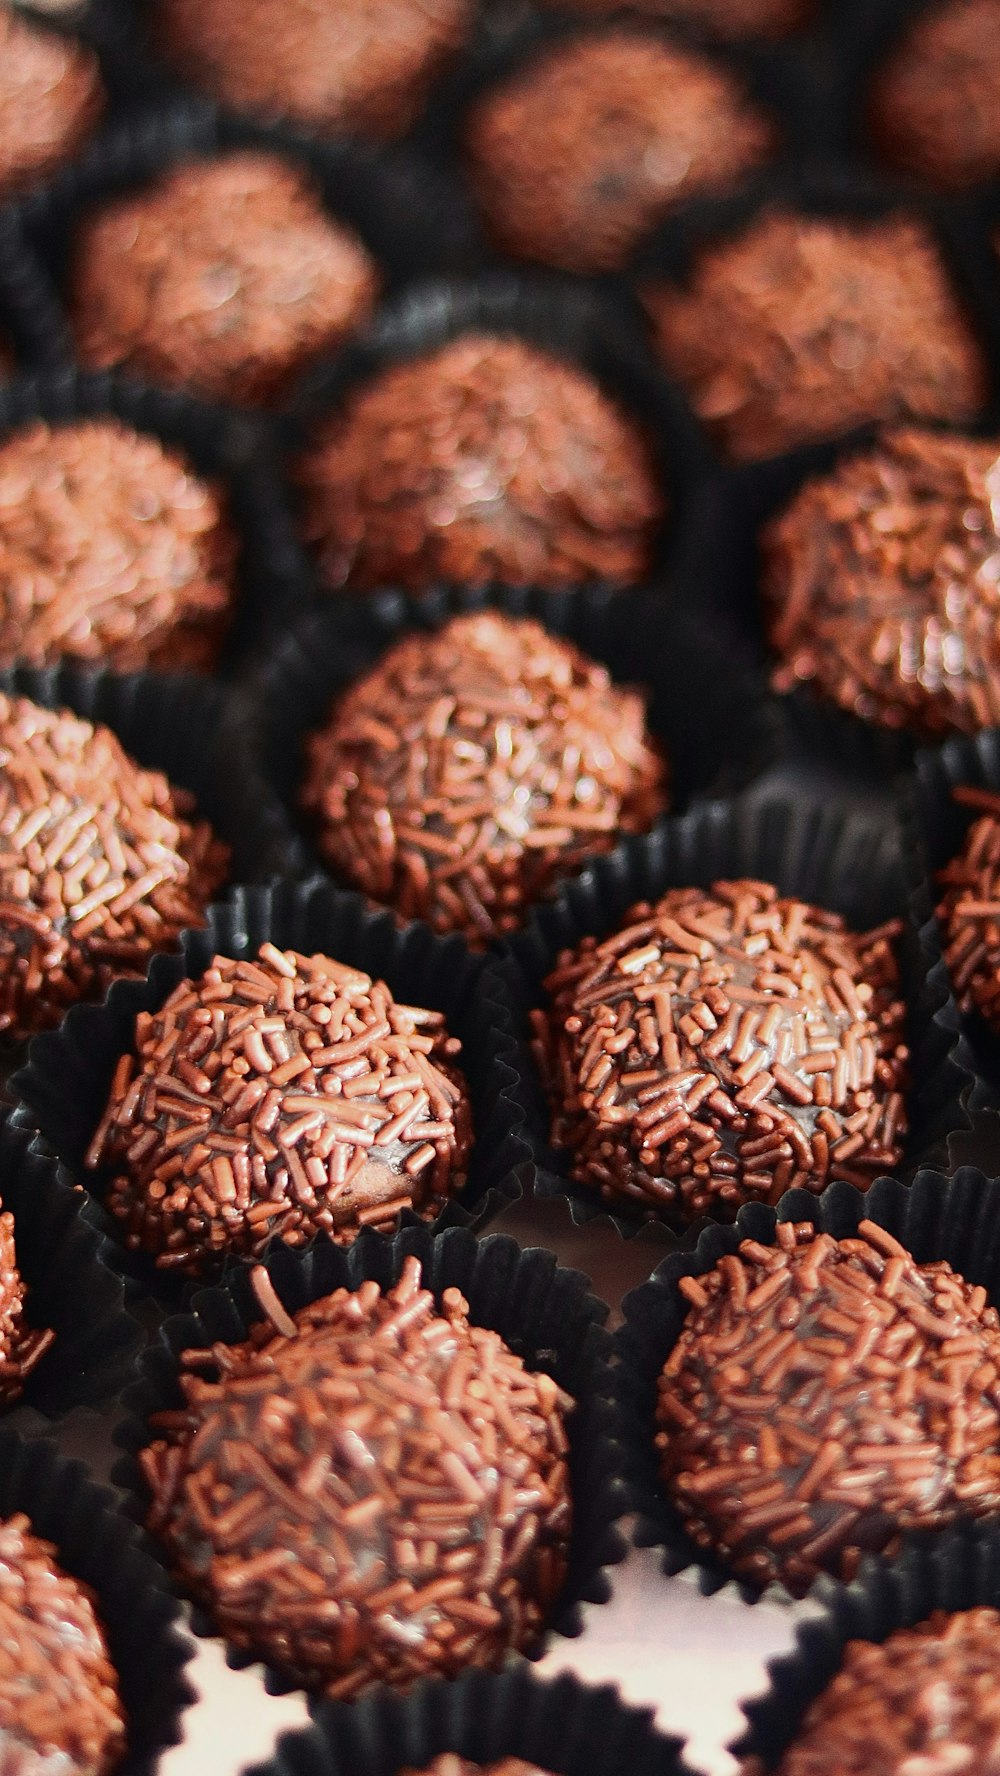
top-left (0, 9), bottom-right (104, 201)
top-left (140, 1255), bottom-right (573, 1694)
top-left (296, 334), bottom-right (665, 592)
top-left (72, 152), bottom-right (379, 408)
top-left (658, 1219), bottom-right (1000, 1595)
top-left (539, 0), bottom-right (810, 33)
top-left (0, 1511), bottom-right (126, 1776)
top-left (870, 0), bottom-right (1000, 191)
top-left (87, 945), bottom-right (473, 1271)
top-left (644, 211), bottom-right (987, 463)
top-left (302, 611), bottom-right (668, 946)
top-left (536, 880), bottom-right (908, 1224)
top-left (763, 428), bottom-right (1000, 739)
top-left (0, 694), bottom-right (229, 1041)
top-left (751, 1609), bottom-right (1000, 1774)
top-left (0, 1207), bottom-right (55, 1409)
top-left (464, 28), bottom-right (775, 275)
top-left (937, 785), bottom-right (1000, 1032)
top-left (0, 419), bottom-right (237, 673)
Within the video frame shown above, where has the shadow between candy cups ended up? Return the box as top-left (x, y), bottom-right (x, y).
top-left (615, 1164), bottom-right (1000, 1602)
top-left (9, 878), bottom-right (531, 1303)
top-left (110, 1222), bottom-right (626, 1696)
top-left (0, 209), bottom-right (67, 370)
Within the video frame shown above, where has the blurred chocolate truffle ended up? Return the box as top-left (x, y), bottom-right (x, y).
top-left (536, 879), bottom-right (908, 1224)
top-left (0, 1208), bottom-right (54, 1407)
top-left (644, 211), bottom-right (987, 462)
top-left (760, 1610), bottom-right (1000, 1775)
top-left (0, 9), bottom-right (104, 201)
top-left (0, 693), bottom-right (229, 1040)
top-left (297, 334), bottom-right (664, 590)
top-left (302, 611), bottom-right (668, 944)
top-left (0, 418), bottom-right (236, 672)
top-left (870, 0), bottom-right (1000, 191)
top-left (140, 1255), bottom-right (573, 1694)
top-left (937, 785), bottom-right (1000, 1031)
top-left (464, 29), bottom-right (776, 274)
top-left (658, 1220), bottom-right (1000, 1593)
top-left (72, 152), bottom-right (379, 407)
top-left (154, 0), bottom-right (472, 139)
top-left (0, 1512), bottom-right (126, 1776)
top-left (540, 0), bottom-right (811, 35)
top-left (764, 428), bottom-right (1000, 739)
top-left (88, 944), bottom-right (473, 1270)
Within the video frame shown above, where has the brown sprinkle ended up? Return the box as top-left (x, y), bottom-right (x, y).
top-left (0, 1207), bottom-right (55, 1409)
top-left (140, 1255), bottom-right (573, 1694)
top-left (937, 786), bottom-right (1000, 1032)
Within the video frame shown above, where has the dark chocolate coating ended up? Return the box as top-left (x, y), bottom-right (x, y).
top-left (763, 428), bottom-right (1000, 739)
top-left (141, 1257), bottom-right (573, 1696)
top-left (870, 0), bottom-right (1000, 191)
top-left (0, 10), bottom-right (104, 201)
top-left (658, 1220), bottom-right (1000, 1595)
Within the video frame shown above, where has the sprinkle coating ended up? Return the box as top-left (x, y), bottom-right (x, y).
top-left (539, 0), bottom-right (809, 31)
top-left (0, 10), bottom-right (104, 201)
top-left (0, 1209), bottom-right (54, 1409)
top-left (871, 0), bottom-right (1000, 190)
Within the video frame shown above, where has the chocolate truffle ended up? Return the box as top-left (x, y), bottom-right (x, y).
top-left (0, 1512), bottom-right (126, 1776)
top-left (936, 785), bottom-right (1000, 1030)
top-left (763, 428), bottom-right (1000, 739)
top-left (302, 612), bottom-right (668, 946)
top-left (87, 945), bottom-right (473, 1270)
top-left (0, 9), bottom-right (104, 202)
top-left (870, 0), bottom-right (1000, 191)
top-left (759, 1610), bottom-right (1000, 1776)
top-left (657, 1219), bottom-right (1000, 1594)
top-left (72, 152), bottom-right (379, 408)
top-left (404, 1764), bottom-right (554, 1776)
top-left (644, 212), bottom-right (987, 462)
top-left (140, 1256), bottom-right (573, 1694)
top-left (297, 335), bottom-right (664, 591)
top-left (0, 694), bottom-right (229, 1041)
top-left (540, 0), bottom-right (810, 34)
top-left (0, 419), bottom-right (236, 673)
top-left (155, 0), bottom-right (472, 140)
top-left (464, 29), bottom-right (776, 275)
top-left (0, 1206), bottom-right (54, 1407)
top-left (535, 880), bottom-right (908, 1223)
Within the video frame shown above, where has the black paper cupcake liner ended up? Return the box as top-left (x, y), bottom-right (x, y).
top-left (0, 208), bottom-right (67, 369)
top-left (111, 1222), bottom-right (625, 1695)
top-left (615, 1163), bottom-right (1000, 1601)
top-left (222, 582), bottom-right (780, 896)
top-left (9, 876), bottom-right (532, 1301)
top-left (0, 363), bottom-right (307, 673)
top-left (497, 788), bottom-right (975, 1237)
top-left (732, 1516), bottom-right (1000, 1768)
top-left (253, 1666), bottom-right (693, 1776)
top-left (0, 1425), bottom-right (194, 1776)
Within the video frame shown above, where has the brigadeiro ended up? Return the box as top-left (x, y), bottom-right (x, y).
top-left (658, 1218), bottom-right (1000, 1595)
top-left (86, 943), bottom-right (474, 1271)
top-left (535, 880), bottom-right (908, 1225)
top-left (297, 335), bottom-right (664, 591)
top-left (539, 0), bottom-right (810, 35)
top-left (936, 785), bottom-right (1000, 1032)
top-left (0, 693), bottom-right (229, 1041)
top-left (870, 0), bottom-right (1000, 191)
top-left (0, 1512), bottom-right (126, 1776)
top-left (139, 1254), bottom-right (573, 1694)
top-left (0, 418), bottom-right (236, 673)
top-left (302, 612), bottom-right (668, 946)
top-left (643, 211), bottom-right (987, 463)
top-left (71, 152), bottom-right (379, 408)
top-left (0, 1209), bottom-right (54, 1408)
top-left (746, 1609), bottom-right (1000, 1775)
top-left (463, 28), bottom-right (776, 276)
top-left (0, 9), bottom-right (104, 202)
top-left (763, 428), bottom-right (1000, 740)
top-left (153, 0), bottom-right (472, 140)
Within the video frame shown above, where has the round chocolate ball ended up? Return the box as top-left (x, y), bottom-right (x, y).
top-left (0, 1512), bottom-right (126, 1776)
top-left (154, 0), bottom-right (472, 140)
top-left (464, 28), bottom-right (775, 275)
top-left (297, 334), bottom-right (665, 591)
top-left (0, 1207), bottom-right (54, 1408)
top-left (0, 418), bottom-right (237, 673)
top-left (302, 611), bottom-right (668, 945)
top-left (937, 786), bottom-right (1000, 1031)
top-left (0, 9), bottom-right (104, 201)
top-left (87, 944), bottom-right (474, 1271)
top-left (0, 693), bottom-right (229, 1041)
top-left (537, 880), bottom-right (908, 1224)
top-left (72, 151), bottom-right (379, 408)
top-left (658, 1219), bottom-right (1000, 1594)
top-left (644, 211), bottom-right (988, 462)
top-left (539, 0), bottom-right (810, 34)
top-left (763, 428), bottom-right (1000, 739)
top-left (759, 1610), bottom-right (1000, 1776)
top-left (870, 0), bottom-right (1000, 191)
top-left (140, 1255), bottom-right (573, 1695)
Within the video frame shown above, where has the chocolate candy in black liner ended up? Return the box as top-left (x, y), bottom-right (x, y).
top-left (112, 1226), bottom-right (622, 1694)
top-left (0, 8), bottom-right (105, 202)
top-left (869, 0), bottom-right (1000, 192)
top-left (250, 1666), bottom-right (693, 1776)
top-left (534, 0), bottom-right (812, 35)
